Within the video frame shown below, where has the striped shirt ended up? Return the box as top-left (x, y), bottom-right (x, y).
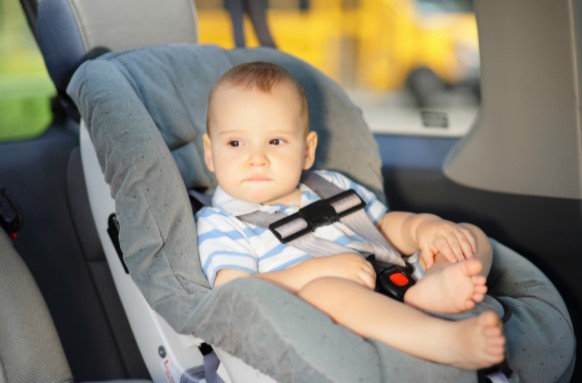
top-left (195, 170), bottom-right (388, 287)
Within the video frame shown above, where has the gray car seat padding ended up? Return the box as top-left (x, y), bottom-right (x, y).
top-left (37, 0), bottom-right (198, 93)
top-left (0, 232), bottom-right (154, 383)
top-left (0, 230), bottom-right (73, 383)
top-left (67, 44), bottom-right (575, 382)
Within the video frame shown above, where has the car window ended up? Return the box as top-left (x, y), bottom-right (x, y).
top-left (196, 0), bottom-right (480, 137)
top-left (0, 0), bottom-right (480, 142)
top-left (0, 0), bottom-right (54, 142)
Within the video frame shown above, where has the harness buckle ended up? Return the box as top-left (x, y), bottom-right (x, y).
top-left (269, 189), bottom-right (365, 243)
top-left (0, 188), bottom-right (21, 239)
top-left (367, 254), bottom-right (416, 301)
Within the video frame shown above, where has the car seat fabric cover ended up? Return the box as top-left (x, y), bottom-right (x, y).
top-left (67, 44), bottom-right (575, 382)
top-left (37, 0), bottom-right (198, 92)
top-left (0, 231), bottom-right (73, 383)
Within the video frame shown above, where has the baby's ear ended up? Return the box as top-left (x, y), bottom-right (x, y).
top-left (202, 134), bottom-right (215, 172)
top-left (303, 131), bottom-right (318, 169)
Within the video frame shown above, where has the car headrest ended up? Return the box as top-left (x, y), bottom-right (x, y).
top-left (37, 0), bottom-right (198, 93)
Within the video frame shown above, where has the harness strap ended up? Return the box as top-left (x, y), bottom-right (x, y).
top-left (240, 209), bottom-right (362, 258)
top-left (188, 188), bottom-right (212, 211)
top-left (200, 343), bottom-right (225, 383)
top-left (300, 172), bottom-right (404, 266)
top-left (478, 359), bottom-right (512, 383)
top-left (239, 172), bottom-right (404, 266)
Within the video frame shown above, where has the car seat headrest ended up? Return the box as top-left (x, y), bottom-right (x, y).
top-left (37, 0), bottom-right (198, 93)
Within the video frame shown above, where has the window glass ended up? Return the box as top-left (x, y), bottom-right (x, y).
top-left (0, 0), bottom-right (54, 142)
top-left (196, 0), bottom-right (480, 137)
top-left (1, 0), bottom-right (479, 141)
top-left (417, 0), bottom-right (474, 14)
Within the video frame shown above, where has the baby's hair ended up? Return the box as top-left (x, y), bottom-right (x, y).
top-left (207, 61), bottom-right (309, 133)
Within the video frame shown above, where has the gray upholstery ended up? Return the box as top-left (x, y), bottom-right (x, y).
top-left (445, 0), bottom-right (582, 200)
top-left (37, 0), bottom-right (197, 92)
top-left (0, 231), bottom-right (153, 383)
top-left (67, 44), bottom-right (575, 382)
top-left (0, 231), bottom-right (73, 383)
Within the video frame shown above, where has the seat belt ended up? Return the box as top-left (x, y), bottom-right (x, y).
top-left (302, 172), bottom-right (405, 266)
top-left (238, 172), bottom-right (404, 266)
top-left (239, 190), bottom-right (368, 259)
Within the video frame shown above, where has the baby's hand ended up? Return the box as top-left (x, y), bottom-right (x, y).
top-left (312, 253), bottom-right (376, 289)
top-left (416, 217), bottom-right (476, 268)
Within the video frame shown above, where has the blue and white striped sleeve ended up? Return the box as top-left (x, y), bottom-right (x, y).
top-left (195, 207), bottom-right (258, 287)
top-left (316, 170), bottom-right (388, 225)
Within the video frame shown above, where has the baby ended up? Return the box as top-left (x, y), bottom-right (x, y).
top-left (196, 61), bottom-right (505, 370)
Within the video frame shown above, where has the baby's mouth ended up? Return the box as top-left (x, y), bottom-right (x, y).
top-left (244, 175), bottom-right (272, 182)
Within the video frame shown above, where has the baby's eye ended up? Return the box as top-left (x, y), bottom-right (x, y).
top-left (269, 138), bottom-right (285, 145)
top-left (227, 140), bottom-right (240, 147)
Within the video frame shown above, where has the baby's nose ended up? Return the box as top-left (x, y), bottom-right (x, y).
top-left (249, 150), bottom-right (269, 166)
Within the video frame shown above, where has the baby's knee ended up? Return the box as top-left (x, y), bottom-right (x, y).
top-left (298, 277), bottom-right (333, 301)
top-left (297, 277), bottom-right (348, 309)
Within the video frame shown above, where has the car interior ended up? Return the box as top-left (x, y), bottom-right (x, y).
top-left (0, 0), bottom-right (579, 382)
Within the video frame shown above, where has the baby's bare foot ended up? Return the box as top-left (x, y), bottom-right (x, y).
top-left (404, 257), bottom-right (487, 314)
top-left (443, 311), bottom-right (506, 370)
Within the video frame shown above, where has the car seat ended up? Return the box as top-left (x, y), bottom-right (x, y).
top-left (36, 0), bottom-right (576, 382)
top-left (0, 228), bottom-right (73, 383)
top-left (67, 42), bottom-right (576, 383)
top-left (0, 230), bottom-right (151, 383)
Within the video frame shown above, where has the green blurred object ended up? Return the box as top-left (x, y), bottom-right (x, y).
top-left (0, 74), bottom-right (54, 141)
top-left (0, 95), bottom-right (52, 141)
top-left (0, 0), bottom-right (54, 142)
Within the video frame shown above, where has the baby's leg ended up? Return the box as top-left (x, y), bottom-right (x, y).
top-left (404, 257), bottom-right (487, 314)
top-left (298, 277), bottom-right (505, 370)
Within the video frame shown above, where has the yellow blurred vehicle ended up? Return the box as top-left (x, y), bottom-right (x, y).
top-left (196, 0), bottom-right (479, 106)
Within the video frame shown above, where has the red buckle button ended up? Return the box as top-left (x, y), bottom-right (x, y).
top-left (389, 272), bottom-right (409, 287)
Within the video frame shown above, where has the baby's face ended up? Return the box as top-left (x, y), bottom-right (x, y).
top-left (203, 82), bottom-right (317, 205)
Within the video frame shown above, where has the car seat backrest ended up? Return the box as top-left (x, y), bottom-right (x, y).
top-left (0, 231), bottom-right (73, 383)
top-left (444, 0), bottom-right (582, 199)
top-left (37, 0), bottom-right (198, 94)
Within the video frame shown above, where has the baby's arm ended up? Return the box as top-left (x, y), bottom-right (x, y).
top-left (214, 253), bottom-right (375, 292)
top-left (378, 212), bottom-right (477, 269)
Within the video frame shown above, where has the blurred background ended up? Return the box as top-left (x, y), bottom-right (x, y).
top-left (0, 0), bottom-right (53, 141)
top-left (0, 0), bottom-right (480, 142)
